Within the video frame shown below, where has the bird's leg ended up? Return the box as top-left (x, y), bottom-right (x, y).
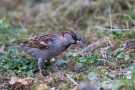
top-left (38, 58), bottom-right (44, 78)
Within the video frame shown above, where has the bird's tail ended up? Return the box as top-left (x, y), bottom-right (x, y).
top-left (7, 43), bottom-right (30, 51)
top-left (7, 43), bottom-right (26, 49)
top-left (7, 45), bottom-right (21, 49)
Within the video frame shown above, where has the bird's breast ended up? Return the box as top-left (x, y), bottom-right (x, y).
top-left (48, 38), bottom-right (70, 56)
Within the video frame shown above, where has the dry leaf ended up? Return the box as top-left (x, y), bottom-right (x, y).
top-left (72, 86), bottom-right (78, 90)
top-left (9, 76), bottom-right (18, 85)
top-left (71, 65), bottom-right (81, 73)
top-left (9, 76), bottom-right (34, 87)
top-left (126, 49), bottom-right (135, 53)
top-left (50, 87), bottom-right (56, 90)
top-left (37, 83), bottom-right (48, 90)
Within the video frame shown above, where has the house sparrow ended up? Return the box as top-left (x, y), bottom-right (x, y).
top-left (19, 30), bottom-right (83, 77)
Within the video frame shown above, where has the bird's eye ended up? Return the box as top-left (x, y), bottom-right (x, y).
top-left (72, 35), bottom-right (77, 40)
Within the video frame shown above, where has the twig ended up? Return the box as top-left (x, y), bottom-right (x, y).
top-left (100, 46), bottom-right (112, 59)
top-left (111, 13), bottom-right (131, 19)
top-left (64, 74), bottom-right (79, 86)
top-left (78, 40), bottom-right (109, 56)
top-left (95, 26), bottom-right (135, 31)
top-left (100, 39), bottom-right (114, 59)
top-left (109, 6), bottom-right (112, 34)
top-left (19, 20), bottom-right (26, 30)
top-left (132, 19), bottom-right (135, 26)
top-left (97, 59), bottom-right (116, 65)
top-left (125, 0), bottom-right (132, 8)
top-left (19, 20), bottom-right (27, 31)
top-left (126, 21), bottom-right (129, 29)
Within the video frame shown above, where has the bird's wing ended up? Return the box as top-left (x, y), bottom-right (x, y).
top-left (22, 33), bottom-right (58, 49)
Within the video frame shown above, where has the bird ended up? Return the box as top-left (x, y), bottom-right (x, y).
top-left (18, 30), bottom-right (83, 77)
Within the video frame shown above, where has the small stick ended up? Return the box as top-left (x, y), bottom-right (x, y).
top-left (78, 40), bottom-right (108, 56)
top-left (132, 19), bottom-right (135, 26)
top-left (64, 74), bottom-right (79, 86)
top-left (109, 6), bottom-right (112, 34)
top-left (95, 26), bottom-right (135, 31)
top-left (19, 20), bottom-right (26, 30)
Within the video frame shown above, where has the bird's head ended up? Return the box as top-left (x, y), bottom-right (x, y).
top-left (62, 30), bottom-right (83, 47)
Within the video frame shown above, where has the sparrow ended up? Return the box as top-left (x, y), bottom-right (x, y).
top-left (19, 30), bottom-right (83, 77)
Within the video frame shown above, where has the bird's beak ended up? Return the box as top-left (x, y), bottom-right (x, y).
top-left (76, 40), bottom-right (84, 48)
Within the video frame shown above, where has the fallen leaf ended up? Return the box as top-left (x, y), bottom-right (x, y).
top-left (72, 86), bottom-right (78, 90)
top-left (50, 87), bottom-right (56, 90)
top-left (9, 76), bottom-right (34, 87)
top-left (37, 83), bottom-right (48, 90)
top-left (71, 65), bottom-right (81, 73)
top-left (9, 76), bottom-right (18, 85)
top-left (126, 49), bottom-right (135, 53)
